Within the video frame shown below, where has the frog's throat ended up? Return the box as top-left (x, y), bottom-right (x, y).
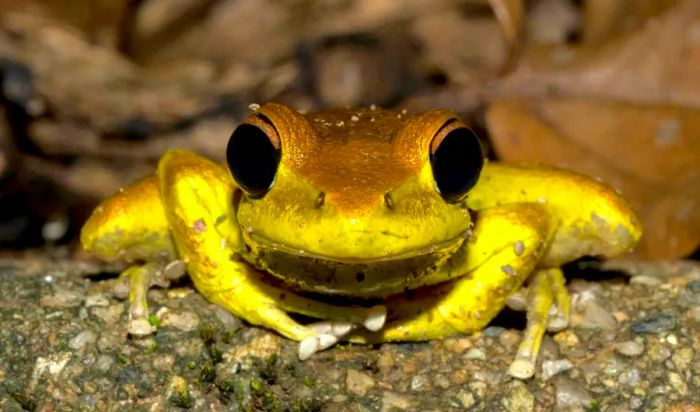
top-left (239, 231), bottom-right (468, 297)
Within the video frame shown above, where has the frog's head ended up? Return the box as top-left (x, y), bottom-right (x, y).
top-left (227, 103), bottom-right (483, 296)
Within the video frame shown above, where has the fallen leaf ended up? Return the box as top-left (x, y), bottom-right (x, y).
top-left (495, 0), bottom-right (700, 107)
top-left (486, 96), bottom-right (700, 259)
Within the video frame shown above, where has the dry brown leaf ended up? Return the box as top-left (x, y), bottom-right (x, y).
top-left (486, 97), bottom-right (700, 259)
top-left (495, 0), bottom-right (700, 108)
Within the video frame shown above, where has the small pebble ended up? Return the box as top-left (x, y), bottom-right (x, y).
top-left (618, 368), bottom-right (641, 387)
top-left (671, 347), bottom-right (694, 372)
top-left (95, 355), bottom-right (114, 372)
top-left (630, 313), bottom-right (677, 334)
top-left (629, 396), bottom-right (644, 409)
top-left (382, 391), bottom-right (412, 410)
top-left (463, 348), bottom-right (486, 360)
top-left (69, 330), bottom-right (97, 350)
top-left (685, 279), bottom-right (700, 292)
top-left (689, 306), bottom-right (700, 322)
top-left (482, 326), bottom-right (505, 338)
top-left (541, 359), bottom-right (573, 381)
top-left (555, 377), bottom-right (592, 408)
top-left (211, 305), bottom-right (243, 331)
top-left (346, 369), bottom-right (375, 396)
top-left (40, 290), bottom-right (83, 309)
top-left (159, 309), bottom-right (200, 332)
top-left (410, 375), bottom-right (428, 391)
top-left (456, 390), bottom-right (475, 409)
top-left (615, 340), bottom-right (644, 357)
top-left (668, 371), bottom-right (688, 395)
top-left (580, 301), bottom-right (617, 330)
top-left (647, 343), bottom-right (672, 362)
top-left (501, 381), bottom-right (534, 412)
top-left (84, 294), bottom-right (110, 307)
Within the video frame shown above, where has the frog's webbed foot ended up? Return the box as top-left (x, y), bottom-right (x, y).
top-left (507, 268), bottom-right (570, 379)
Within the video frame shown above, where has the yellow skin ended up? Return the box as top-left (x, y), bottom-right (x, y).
top-left (81, 103), bottom-right (641, 379)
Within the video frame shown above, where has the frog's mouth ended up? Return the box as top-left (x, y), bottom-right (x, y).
top-left (240, 231), bottom-right (468, 297)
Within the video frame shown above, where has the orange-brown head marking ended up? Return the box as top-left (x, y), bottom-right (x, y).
top-left (253, 103), bottom-right (463, 214)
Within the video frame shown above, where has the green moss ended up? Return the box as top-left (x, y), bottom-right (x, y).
top-left (587, 400), bottom-right (602, 411)
top-left (201, 361), bottom-right (216, 382)
top-left (250, 377), bottom-right (263, 393)
top-left (199, 322), bottom-right (217, 345)
top-left (170, 382), bottom-right (192, 408)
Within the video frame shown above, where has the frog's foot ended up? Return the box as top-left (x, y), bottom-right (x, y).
top-left (257, 288), bottom-right (387, 360)
top-left (297, 304), bottom-right (387, 360)
top-left (122, 259), bottom-right (187, 336)
top-left (505, 267), bottom-right (569, 332)
top-left (508, 268), bottom-right (570, 379)
top-left (203, 269), bottom-right (387, 360)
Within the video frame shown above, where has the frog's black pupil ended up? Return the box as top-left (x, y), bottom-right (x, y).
top-left (227, 123), bottom-right (280, 198)
top-left (430, 127), bottom-right (484, 202)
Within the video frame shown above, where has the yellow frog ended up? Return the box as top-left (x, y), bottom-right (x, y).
top-left (81, 103), bottom-right (641, 379)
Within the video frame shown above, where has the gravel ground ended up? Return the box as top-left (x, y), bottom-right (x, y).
top-left (0, 256), bottom-right (699, 411)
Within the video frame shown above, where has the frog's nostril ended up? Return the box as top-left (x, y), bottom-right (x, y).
top-left (383, 192), bottom-right (395, 210)
top-left (315, 192), bottom-right (325, 208)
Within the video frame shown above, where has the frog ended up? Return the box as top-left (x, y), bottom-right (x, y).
top-left (81, 103), bottom-right (641, 379)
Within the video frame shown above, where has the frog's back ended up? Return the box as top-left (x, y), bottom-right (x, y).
top-left (80, 175), bottom-right (175, 262)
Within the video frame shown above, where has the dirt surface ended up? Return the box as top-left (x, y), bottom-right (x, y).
top-left (1, 256), bottom-right (699, 411)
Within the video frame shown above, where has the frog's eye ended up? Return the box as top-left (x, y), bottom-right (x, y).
top-left (226, 117), bottom-right (281, 198)
top-left (430, 123), bottom-right (484, 202)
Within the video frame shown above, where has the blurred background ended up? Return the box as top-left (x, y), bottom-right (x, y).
top-left (0, 0), bottom-right (698, 260)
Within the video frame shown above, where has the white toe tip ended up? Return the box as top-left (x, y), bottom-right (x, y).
top-left (331, 322), bottom-right (353, 337)
top-left (298, 337), bottom-right (319, 361)
top-left (364, 305), bottom-right (387, 331)
top-left (128, 318), bottom-right (156, 336)
top-left (508, 357), bottom-right (535, 379)
top-left (317, 333), bottom-right (338, 350)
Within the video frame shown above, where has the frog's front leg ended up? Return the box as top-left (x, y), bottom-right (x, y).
top-left (157, 150), bottom-right (385, 355)
top-left (351, 203), bottom-right (564, 379)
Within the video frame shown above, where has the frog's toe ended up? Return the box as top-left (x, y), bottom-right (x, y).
top-left (546, 306), bottom-right (569, 332)
top-left (363, 305), bottom-right (387, 331)
top-left (295, 306), bottom-right (387, 360)
top-left (309, 320), bottom-right (355, 336)
top-left (298, 320), bottom-right (359, 360)
top-left (123, 262), bottom-right (162, 336)
top-left (299, 333), bottom-right (339, 360)
top-left (508, 268), bottom-right (557, 379)
top-left (546, 267), bottom-right (570, 332)
top-left (128, 317), bottom-right (155, 336)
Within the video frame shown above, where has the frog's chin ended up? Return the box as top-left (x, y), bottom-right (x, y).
top-left (239, 231), bottom-right (468, 297)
